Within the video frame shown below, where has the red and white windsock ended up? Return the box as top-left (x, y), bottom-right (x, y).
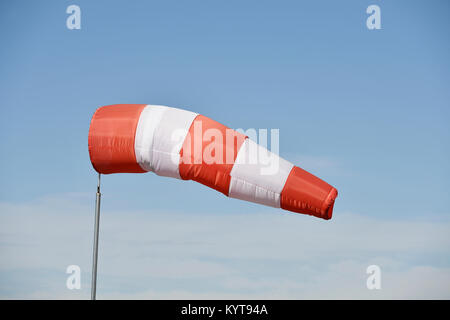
top-left (88, 104), bottom-right (338, 220)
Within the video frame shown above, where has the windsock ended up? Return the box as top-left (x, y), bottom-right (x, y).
top-left (88, 104), bottom-right (338, 220)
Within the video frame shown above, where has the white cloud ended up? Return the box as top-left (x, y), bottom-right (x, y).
top-left (0, 193), bottom-right (449, 299)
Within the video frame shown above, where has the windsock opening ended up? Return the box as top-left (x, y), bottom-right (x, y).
top-left (88, 104), bottom-right (147, 174)
top-left (321, 187), bottom-right (338, 220)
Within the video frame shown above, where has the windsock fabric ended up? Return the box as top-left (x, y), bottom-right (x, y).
top-left (88, 104), bottom-right (338, 220)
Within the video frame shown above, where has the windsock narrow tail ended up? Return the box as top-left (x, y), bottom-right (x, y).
top-left (88, 104), bottom-right (338, 220)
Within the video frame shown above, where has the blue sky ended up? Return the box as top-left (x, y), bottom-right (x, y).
top-left (0, 0), bottom-right (449, 299)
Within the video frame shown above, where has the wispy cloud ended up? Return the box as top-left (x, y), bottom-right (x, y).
top-left (1, 193), bottom-right (449, 299)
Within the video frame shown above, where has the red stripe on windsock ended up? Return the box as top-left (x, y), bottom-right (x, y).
top-left (88, 104), bottom-right (147, 174)
top-left (280, 166), bottom-right (338, 220)
top-left (179, 115), bottom-right (247, 195)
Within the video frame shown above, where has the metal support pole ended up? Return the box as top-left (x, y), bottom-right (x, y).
top-left (91, 173), bottom-right (101, 300)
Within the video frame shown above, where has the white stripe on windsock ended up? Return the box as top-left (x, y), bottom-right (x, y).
top-left (135, 105), bottom-right (198, 178)
top-left (228, 138), bottom-right (294, 208)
